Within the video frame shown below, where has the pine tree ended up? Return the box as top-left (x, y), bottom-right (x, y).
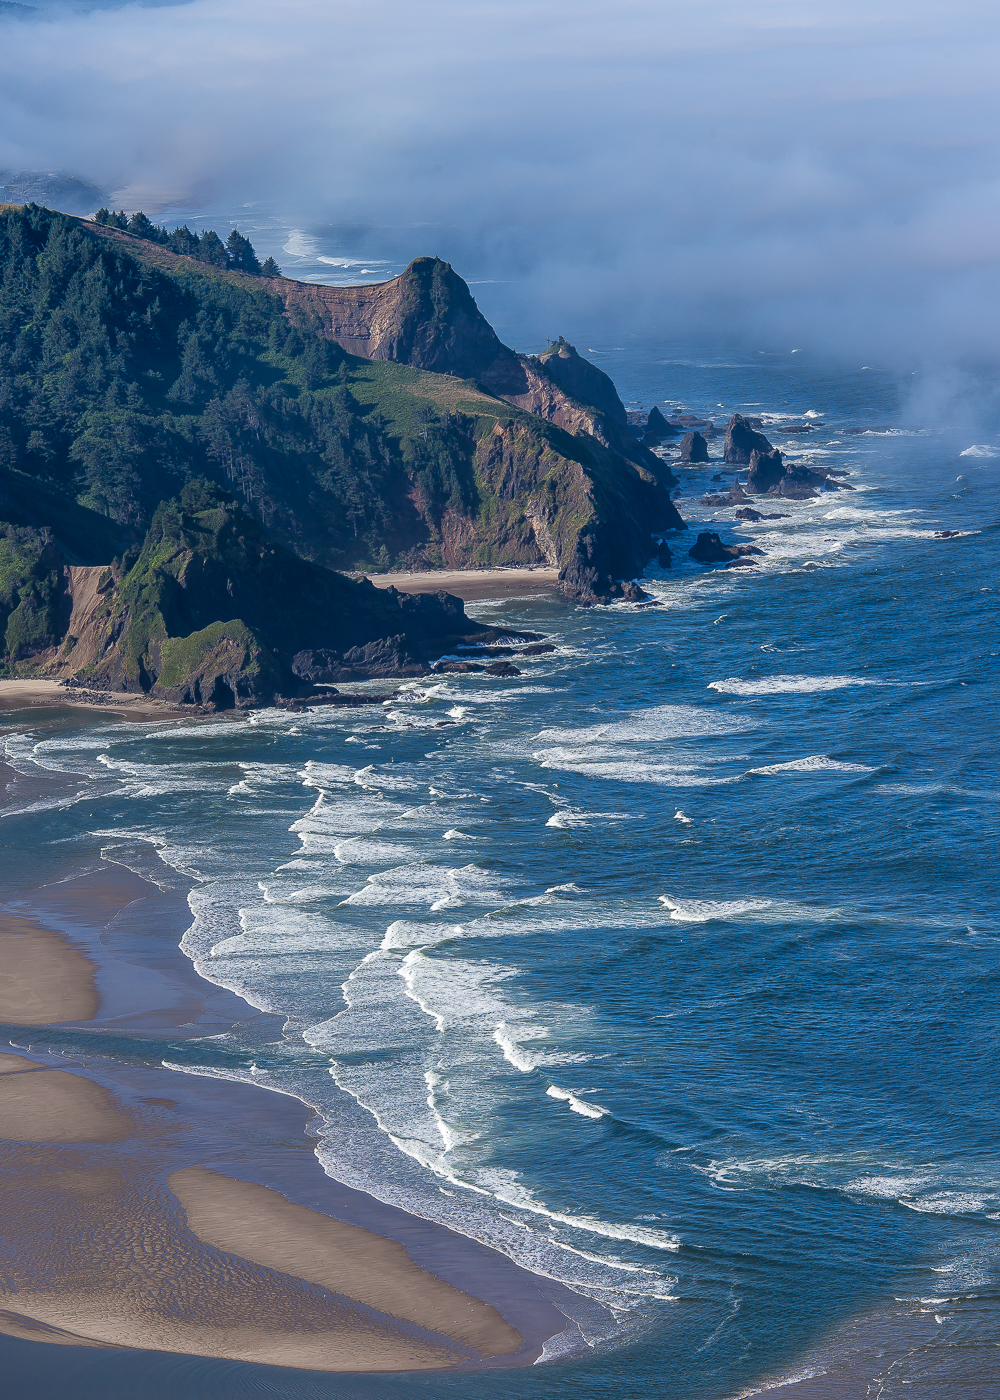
top-left (167, 225), bottom-right (200, 257)
top-left (226, 229), bottom-right (262, 275)
top-left (260, 256), bottom-right (281, 277)
top-left (197, 229), bottom-right (229, 268)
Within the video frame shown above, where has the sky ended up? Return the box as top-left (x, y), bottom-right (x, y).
top-left (2, 0), bottom-right (1000, 365)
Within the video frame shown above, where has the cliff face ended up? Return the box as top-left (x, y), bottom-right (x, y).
top-left (40, 483), bottom-right (495, 707)
top-left (275, 256), bottom-right (526, 395)
top-left (0, 206), bottom-right (687, 703)
top-left (271, 257), bottom-right (682, 596)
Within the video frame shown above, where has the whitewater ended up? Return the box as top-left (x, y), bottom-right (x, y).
top-left (2, 342), bottom-right (997, 1398)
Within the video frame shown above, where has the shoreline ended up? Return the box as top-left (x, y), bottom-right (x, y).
top-left (0, 679), bottom-right (190, 720)
top-left (363, 566), bottom-right (561, 600)
top-left (0, 857), bottom-right (578, 1374)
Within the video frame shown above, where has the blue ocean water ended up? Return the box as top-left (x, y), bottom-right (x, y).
top-left (2, 346), bottom-right (998, 1397)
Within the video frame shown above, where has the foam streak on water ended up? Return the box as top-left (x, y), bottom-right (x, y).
top-left (3, 350), bottom-right (998, 1397)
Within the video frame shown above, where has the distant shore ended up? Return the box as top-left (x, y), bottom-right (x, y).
top-left (364, 566), bottom-right (560, 600)
top-left (0, 853), bottom-right (571, 1372)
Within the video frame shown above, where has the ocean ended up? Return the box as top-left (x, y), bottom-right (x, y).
top-left (2, 342), bottom-right (998, 1397)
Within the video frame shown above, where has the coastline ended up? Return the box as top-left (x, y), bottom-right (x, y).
top-left (0, 680), bottom-right (190, 721)
top-left (0, 854), bottom-right (577, 1374)
top-left (363, 567), bottom-right (561, 600)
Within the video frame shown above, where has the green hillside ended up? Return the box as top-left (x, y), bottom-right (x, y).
top-left (0, 203), bottom-right (681, 699)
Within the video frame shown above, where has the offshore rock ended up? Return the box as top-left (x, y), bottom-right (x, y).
top-left (679, 430), bottom-right (709, 463)
top-left (688, 531), bottom-right (765, 564)
top-left (645, 406), bottom-right (679, 439)
top-left (724, 414), bottom-right (775, 465)
top-left (747, 447), bottom-right (786, 494)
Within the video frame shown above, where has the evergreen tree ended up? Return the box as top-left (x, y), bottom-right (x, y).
top-left (94, 209), bottom-right (129, 230)
top-left (128, 211), bottom-right (168, 243)
top-left (226, 229), bottom-right (262, 275)
top-left (167, 225), bottom-right (200, 257)
top-left (260, 256), bottom-right (281, 277)
top-left (197, 229), bottom-right (229, 268)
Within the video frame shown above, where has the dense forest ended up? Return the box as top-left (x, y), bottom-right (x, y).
top-left (0, 203), bottom-right (452, 570)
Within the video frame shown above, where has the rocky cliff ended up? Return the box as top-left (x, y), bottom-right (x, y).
top-left (38, 482), bottom-right (499, 707)
top-left (0, 204), bottom-right (690, 702)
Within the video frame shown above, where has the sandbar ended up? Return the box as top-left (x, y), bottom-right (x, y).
top-left (0, 867), bottom-right (568, 1376)
top-left (170, 1166), bottom-right (523, 1357)
top-left (0, 915), bottom-right (99, 1024)
top-left (0, 1063), bottom-right (131, 1142)
top-left (364, 567), bottom-right (560, 600)
top-left (0, 1057), bottom-right (517, 1370)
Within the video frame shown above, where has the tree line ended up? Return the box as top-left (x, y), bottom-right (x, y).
top-left (93, 209), bottom-right (281, 277)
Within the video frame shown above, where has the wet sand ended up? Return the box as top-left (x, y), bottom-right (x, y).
top-left (364, 567), bottom-right (560, 600)
top-left (0, 679), bottom-right (187, 720)
top-left (0, 859), bottom-right (575, 1374)
top-left (0, 916), bottom-right (99, 1024)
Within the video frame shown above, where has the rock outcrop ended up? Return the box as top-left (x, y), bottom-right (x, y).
top-left (42, 483), bottom-right (507, 708)
top-left (724, 414), bottom-right (776, 465)
top-left (679, 430), bottom-right (709, 463)
top-left (746, 447), bottom-right (786, 494)
top-left (688, 531), bottom-right (765, 565)
top-left (644, 406), bottom-right (678, 440)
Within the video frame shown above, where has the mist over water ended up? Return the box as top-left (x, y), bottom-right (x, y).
top-left (5, 1), bottom-right (1000, 363)
top-left (2, 344), bottom-right (997, 1397)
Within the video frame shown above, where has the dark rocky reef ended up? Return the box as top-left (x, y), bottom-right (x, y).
top-left (733, 507), bottom-right (789, 521)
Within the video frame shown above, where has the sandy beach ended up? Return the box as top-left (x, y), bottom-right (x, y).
top-left (0, 858), bottom-right (570, 1374)
top-left (0, 679), bottom-right (187, 720)
top-left (364, 567), bottom-right (560, 600)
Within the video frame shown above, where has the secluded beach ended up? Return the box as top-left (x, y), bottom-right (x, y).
top-left (0, 679), bottom-right (187, 720)
top-left (365, 567), bottom-right (560, 600)
top-left (0, 849), bottom-right (569, 1373)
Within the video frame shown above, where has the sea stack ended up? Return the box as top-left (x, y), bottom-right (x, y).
top-left (724, 413), bottom-right (775, 465)
top-left (645, 405), bottom-right (676, 439)
top-left (679, 430), bottom-right (709, 463)
top-left (746, 447), bottom-right (785, 493)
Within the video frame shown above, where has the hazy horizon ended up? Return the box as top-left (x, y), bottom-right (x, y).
top-left (3, 0), bottom-right (1000, 384)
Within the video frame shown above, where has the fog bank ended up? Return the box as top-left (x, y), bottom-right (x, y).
top-left (2, 0), bottom-right (1000, 366)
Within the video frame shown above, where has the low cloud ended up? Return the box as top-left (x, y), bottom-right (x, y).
top-left (3, 0), bottom-right (1000, 366)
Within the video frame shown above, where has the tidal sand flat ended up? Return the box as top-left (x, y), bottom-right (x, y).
top-left (0, 917), bottom-right (98, 1025)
